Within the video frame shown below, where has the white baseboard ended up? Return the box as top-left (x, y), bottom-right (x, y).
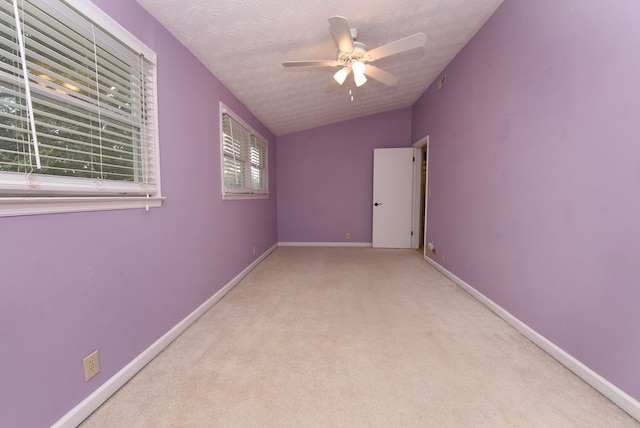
top-left (278, 241), bottom-right (372, 247)
top-left (423, 256), bottom-right (640, 422)
top-left (53, 243), bottom-right (278, 428)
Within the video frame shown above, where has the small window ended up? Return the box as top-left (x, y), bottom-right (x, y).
top-left (220, 103), bottom-right (268, 199)
top-left (0, 0), bottom-right (161, 216)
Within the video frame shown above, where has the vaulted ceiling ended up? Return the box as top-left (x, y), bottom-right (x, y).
top-left (135, 0), bottom-right (504, 136)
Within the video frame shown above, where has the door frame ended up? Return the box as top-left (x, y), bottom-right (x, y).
top-left (411, 135), bottom-right (429, 251)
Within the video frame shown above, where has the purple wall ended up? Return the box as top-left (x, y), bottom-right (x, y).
top-left (413, 0), bottom-right (640, 401)
top-left (0, 1), bottom-right (277, 426)
top-left (277, 108), bottom-right (412, 243)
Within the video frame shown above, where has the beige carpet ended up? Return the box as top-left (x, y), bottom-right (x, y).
top-left (81, 247), bottom-right (639, 427)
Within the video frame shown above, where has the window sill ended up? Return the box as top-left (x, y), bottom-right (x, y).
top-left (0, 196), bottom-right (165, 217)
top-left (222, 193), bottom-right (269, 201)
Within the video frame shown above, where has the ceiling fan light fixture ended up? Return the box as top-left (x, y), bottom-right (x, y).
top-left (333, 67), bottom-right (349, 85)
top-left (352, 60), bottom-right (366, 75)
top-left (354, 72), bottom-right (367, 87)
top-left (282, 16), bottom-right (426, 93)
top-left (352, 60), bottom-right (367, 87)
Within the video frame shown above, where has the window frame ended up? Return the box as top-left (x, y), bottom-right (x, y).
top-left (0, 0), bottom-right (163, 217)
top-left (220, 102), bottom-right (268, 200)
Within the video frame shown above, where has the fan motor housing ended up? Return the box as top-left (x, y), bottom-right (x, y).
top-left (338, 41), bottom-right (368, 63)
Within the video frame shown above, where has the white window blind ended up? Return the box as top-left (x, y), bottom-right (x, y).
top-left (221, 105), bottom-right (268, 197)
top-left (0, 0), bottom-right (159, 197)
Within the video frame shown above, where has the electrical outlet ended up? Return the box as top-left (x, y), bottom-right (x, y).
top-left (441, 253), bottom-right (446, 263)
top-left (252, 245), bottom-right (256, 256)
top-left (345, 232), bottom-right (351, 240)
top-left (83, 350), bottom-right (100, 381)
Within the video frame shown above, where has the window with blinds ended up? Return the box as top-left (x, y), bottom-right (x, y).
top-left (221, 104), bottom-right (268, 198)
top-left (0, 0), bottom-right (159, 202)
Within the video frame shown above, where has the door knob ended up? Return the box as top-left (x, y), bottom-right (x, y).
top-left (374, 202), bottom-right (382, 206)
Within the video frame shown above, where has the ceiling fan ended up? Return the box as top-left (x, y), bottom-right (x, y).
top-left (283, 16), bottom-right (427, 88)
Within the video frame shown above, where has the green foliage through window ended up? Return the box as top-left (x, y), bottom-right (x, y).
top-left (0, 0), bottom-right (157, 196)
top-left (221, 108), bottom-right (268, 197)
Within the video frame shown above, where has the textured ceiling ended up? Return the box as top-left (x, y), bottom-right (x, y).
top-left (135, 0), bottom-right (503, 136)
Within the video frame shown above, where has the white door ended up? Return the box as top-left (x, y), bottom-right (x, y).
top-left (372, 148), bottom-right (414, 248)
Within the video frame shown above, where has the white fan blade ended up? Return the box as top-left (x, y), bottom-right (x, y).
top-left (364, 65), bottom-right (399, 86)
top-left (282, 60), bottom-right (339, 68)
top-left (366, 33), bottom-right (427, 61)
top-left (329, 16), bottom-right (355, 53)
